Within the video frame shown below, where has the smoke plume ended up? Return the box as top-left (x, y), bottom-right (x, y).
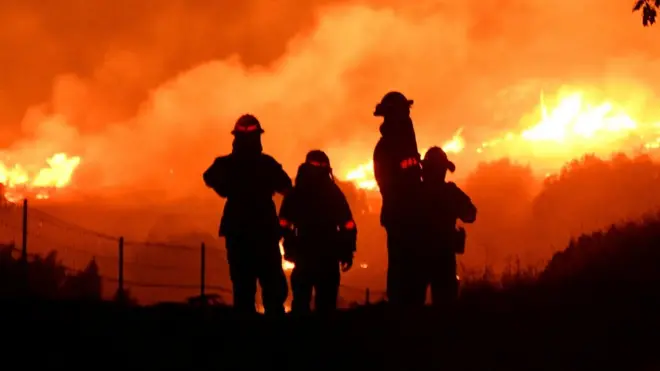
top-left (1, 0), bottom-right (659, 200)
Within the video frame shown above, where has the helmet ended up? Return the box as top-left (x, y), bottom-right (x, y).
top-left (296, 150), bottom-right (333, 186)
top-left (305, 150), bottom-right (331, 169)
top-left (231, 114), bottom-right (264, 135)
top-left (374, 91), bottom-right (414, 117)
top-left (423, 146), bottom-right (456, 173)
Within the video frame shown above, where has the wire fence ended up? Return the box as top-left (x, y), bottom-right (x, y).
top-left (0, 200), bottom-right (385, 308)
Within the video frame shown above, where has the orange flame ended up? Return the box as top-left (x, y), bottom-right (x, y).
top-left (344, 88), bottom-right (660, 190)
top-left (279, 241), bottom-right (295, 271)
top-left (344, 128), bottom-right (465, 191)
top-left (0, 153), bottom-right (81, 203)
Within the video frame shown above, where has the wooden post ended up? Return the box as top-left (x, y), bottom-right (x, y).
top-left (200, 242), bottom-right (206, 300)
top-left (365, 288), bottom-right (370, 305)
top-left (20, 198), bottom-right (28, 294)
top-left (118, 237), bottom-right (124, 299)
top-left (21, 198), bottom-right (27, 262)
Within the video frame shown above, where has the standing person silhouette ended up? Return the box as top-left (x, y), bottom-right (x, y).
top-left (203, 114), bottom-right (292, 316)
top-left (372, 91), bottom-right (425, 308)
top-left (421, 147), bottom-right (476, 310)
top-left (279, 150), bottom-right (357, 315)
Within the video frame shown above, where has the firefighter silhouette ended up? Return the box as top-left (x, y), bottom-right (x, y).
top-left (372, 91), bottom-right (425, 307)
top-left (279, 150), bottom-right (357, 314)
top-left (421, 146), bottom-right (476, 309)
top-left (203, 114), bottom-right (292, 315)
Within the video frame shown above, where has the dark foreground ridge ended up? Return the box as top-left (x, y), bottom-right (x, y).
top-left (3, 288), bottom-right (658, 371)
top-left (3, 200), bottom-right (660, 369)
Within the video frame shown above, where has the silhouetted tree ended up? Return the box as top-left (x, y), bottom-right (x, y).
top-left (0, 245), bottom-right (105, 300)
top-left (542, 213), bottom-right (660, 288)
top-left (28, 251), bottom-right (67, 299)
top-left (0, 244), bottom-right (20, 295)
top-left (634, 0), bottom-right (658, 26)
top-left (61, 258), bottom-right (102, 300)
top-left (531, 153), bottom-right (660, 253)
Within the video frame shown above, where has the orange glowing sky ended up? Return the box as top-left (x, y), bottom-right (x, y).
top-left (1, 0), bottom-right (660, 202)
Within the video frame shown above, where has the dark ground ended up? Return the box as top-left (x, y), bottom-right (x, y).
top-left (3, 284), bottom-right (658, 371)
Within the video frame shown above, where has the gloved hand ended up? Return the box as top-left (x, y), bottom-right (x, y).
top-left (340, 254), bottom-right (353, 272)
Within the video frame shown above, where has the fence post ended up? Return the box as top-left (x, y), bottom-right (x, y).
top-left (200, 242), bottom-right (206, 300)
top-left (21, 198), bottom-right (28, 261)
top-left (365, 288), bottom-right (370, 305)
top-left (117, 237), bottom-right (124, 299)
top-left (20, 198), bottom-right (28, 295)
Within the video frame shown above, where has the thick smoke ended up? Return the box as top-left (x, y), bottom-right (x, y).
top-left (1, 0), bottom-right (659, 200)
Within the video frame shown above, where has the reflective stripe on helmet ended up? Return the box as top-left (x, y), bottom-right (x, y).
top-left (234, 124), bottom-right (259, 132)
top-left (308, 160), bottom-right (329, 167)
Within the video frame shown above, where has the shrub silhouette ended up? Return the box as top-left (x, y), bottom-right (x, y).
top-left (541, 213), bottom-right (660, 289)
top-left (458, 211), bottom-right (660, 309)
top-left (460, 152), bottom-right (660, 271)
top-left (61, 258), bottom-right (103, 300)
top-left (0, 243), bottom-right (109, 301)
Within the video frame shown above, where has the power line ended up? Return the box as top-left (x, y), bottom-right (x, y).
top-left (123, 240), bottom-right (199, 251)
top-left (29, 207), bottom-right (211, 252)
top-left (29, 208), bottom-right (118, 241)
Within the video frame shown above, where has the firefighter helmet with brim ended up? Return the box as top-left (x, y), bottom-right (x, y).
top-left (231, 114), bottom-right (264, 135)
top-left (305, 150), bottom-right (331, 169)
top-left (423, 146), bottom-right (456, 173)
top-left (374, 91), bottom-right (414, 117)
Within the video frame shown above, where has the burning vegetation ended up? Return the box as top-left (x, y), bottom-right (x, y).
top-left (0, 153), bottom-right (80, 203)
top-left (3, 86), bottom-right (659, 202)
top-left (342, 88), bottom-right (660, 191)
